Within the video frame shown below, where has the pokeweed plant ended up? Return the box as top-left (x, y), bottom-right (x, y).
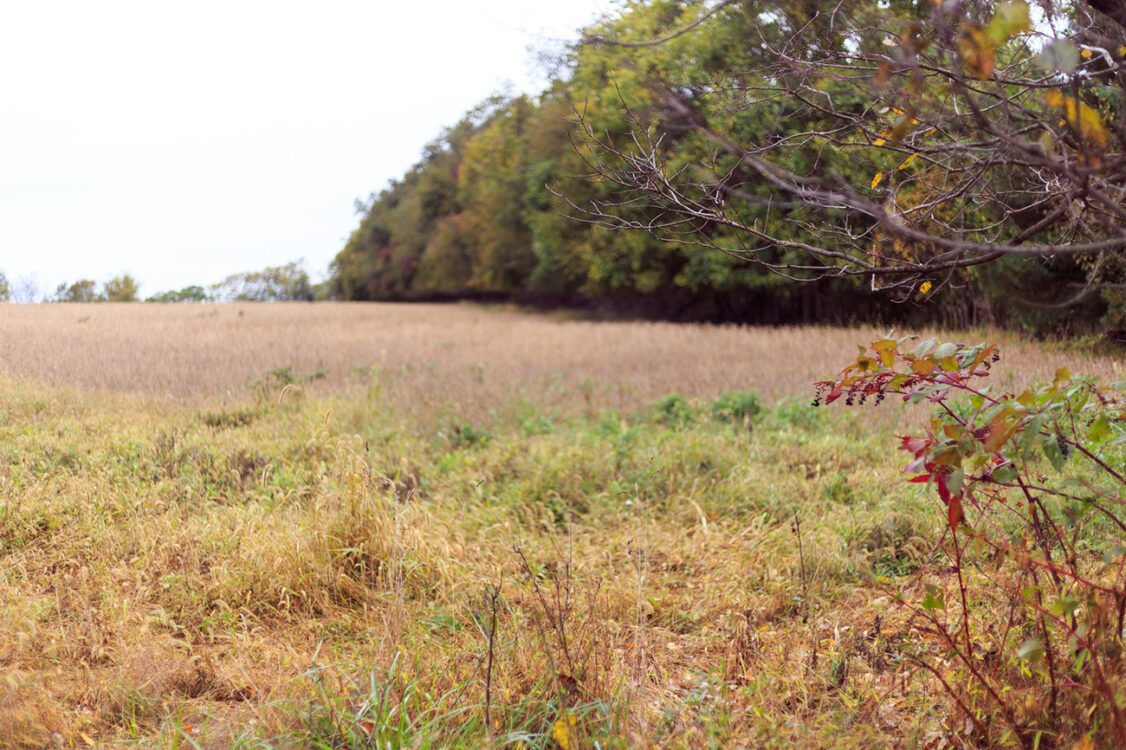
top-left (817, 333), bottom-right (1126, 747)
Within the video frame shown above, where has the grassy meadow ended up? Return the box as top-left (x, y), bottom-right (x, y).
top-left (0, 303), bottom-right (1120, 748)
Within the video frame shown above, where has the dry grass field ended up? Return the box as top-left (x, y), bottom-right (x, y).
top-left (0, 303), bottom-right (1122, 748)
top-left (0, 302), bottom-right (1113, 408)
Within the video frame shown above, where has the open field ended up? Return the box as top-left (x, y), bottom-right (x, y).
top-left (0, 304), bottom-right (1123, 747)
top-left (0, 302), bottom-right (1117, 408)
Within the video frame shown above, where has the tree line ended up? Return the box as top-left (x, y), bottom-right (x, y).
top-left (0, 262), bottom-right (317, 303)
top-left (330, 0), bottom-right (1126, 338)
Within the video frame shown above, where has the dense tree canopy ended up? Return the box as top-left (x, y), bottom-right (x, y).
top-left (579, 1), bottom-right (1126, 295)
top-left (331, 0), bottom-right (1126, 336)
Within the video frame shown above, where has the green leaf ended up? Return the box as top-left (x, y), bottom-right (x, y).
top-left (988, 1), bottom-right (1031, 44)
top-left (1051, 595), bottom-right (1080, 617)
top-left (1043, 438), bottom-right (1067, 471)
top-left (912, 338), bottom-right (936, 358)
top-left (1088, 416), bottom-right (1111, 443)
top-left (933, 342), bottom-right (958, 359)
top-left (1074, 648), bottom-right (1089, 674)
top-left (990, 464), bottom-right (1018, 483)
top-left (947, 468), bottom-right (964, 496)
top-left (921, 584), bottom-right (945, 611)
top-left (1018, 638), bottom-right (1045, 662)
top-left (1019, 414), bottom-right (1048, 455)
top-left (1039, 39), bottom-right (1079, 74)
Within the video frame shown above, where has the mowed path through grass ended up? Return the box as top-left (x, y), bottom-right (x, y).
top-left (0, 303), bottom-right (1118, 747)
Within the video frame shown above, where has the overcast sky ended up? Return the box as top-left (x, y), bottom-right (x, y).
top-left (0, 1), bottom-right (611, 299)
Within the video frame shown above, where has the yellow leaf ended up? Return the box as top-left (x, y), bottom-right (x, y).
top-left (871, 171), bottom-right (884, 189)
top-left (897, 153), bottom-right (919, 170)
top-left (874, 138), bottom-right (886, 146)
top-left (959, 25), bottom-right (996, 79)
top-left (918, 280), bottom-right (932, 295)
top-left (911, 359), bottom-right (935, 375)
top-left (1119, 45), bottom-right (1126, 57)
top-left (1045, 90), bottom-right (1110, 149)
top-left (1081, 49), bottom-right (1092, 58)
top-left (552, 711), bottom-right (579, 750)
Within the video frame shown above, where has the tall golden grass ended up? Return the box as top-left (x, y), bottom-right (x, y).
top-left (0, 302), bottom-right (1115, 407)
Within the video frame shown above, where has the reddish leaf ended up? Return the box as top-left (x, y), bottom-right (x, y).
top-left (908, 474), bottom-right (932, 483)
top-left (947, 495), bottom-right (965, 529)
top-left (936, 473), bottom-right (952, 505)
top-left (983, 421), bottom-right (1017, 453)
top-left (899, 435), bottom-right (931, 456)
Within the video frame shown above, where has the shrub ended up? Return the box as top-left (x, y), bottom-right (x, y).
top-left (648, 393), bottom-right (695, 425)
top-left (709, 390), bottom-right (761, 427)
top-left (819, 333), bottom-right (1126, 745)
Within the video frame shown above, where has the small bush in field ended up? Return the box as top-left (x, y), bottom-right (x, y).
top-left (649, 393), bottom-right (695, 425)
top-left (820, 333), bottom-right (1126, 746)
top-left (710, 390), bottom-right (761, 427)
top-left (447, 422), bottom-right (489, 449)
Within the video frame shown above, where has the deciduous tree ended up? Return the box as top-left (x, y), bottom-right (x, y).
top-left (103, 274), bottom-right (139, 302)
top-left (576, 0), bottom-right (1126, 300)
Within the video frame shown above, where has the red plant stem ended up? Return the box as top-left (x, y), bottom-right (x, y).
top-left (1072, 442), bottom-right (1126, 487)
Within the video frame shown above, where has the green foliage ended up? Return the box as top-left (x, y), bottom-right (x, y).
top-left (247, 365), bottom-right (328, 400)
top-left (636, 390), bottom-right (763, 431)
top-left (212, 260), bottom-right (314, 302)
top-left (324, 0), bottom-right (1126, 338)
top-left (49, 274), bottom-right (141, 303)
top-left (53, 279), bottom-right (102, 303)
top-left (146, 285), bottom-right (212, 303)
top-left (709, 390), bottom-right (761, 426)
top-left (820, 472), bottom-right (856, 505)
top-left (103, 274), bottom-right (139, 302)
top-left (325, 2), bottom-right (887, 322)
top-left (647, 393), bottom-right (694, 426)
top-left (0, 270), bottom-right (9, 302)
top-left (768, 397), bottom-right (825, 431)
top-left (446, 422), bottom-right (490, 450)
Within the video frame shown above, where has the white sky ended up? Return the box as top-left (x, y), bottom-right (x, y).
top-left (0, 1), bottom-right (612, 299)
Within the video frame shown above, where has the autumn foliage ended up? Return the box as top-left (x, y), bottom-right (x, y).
top-left (820, 334), bottom-right (1126, 745)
